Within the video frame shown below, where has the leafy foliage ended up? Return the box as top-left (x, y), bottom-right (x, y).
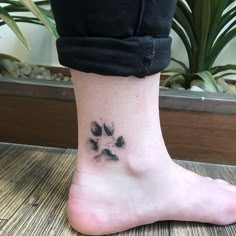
top-left (0, 0), bottom-right (58, 50)
top-left (162, 0), bottom-right (236, 92)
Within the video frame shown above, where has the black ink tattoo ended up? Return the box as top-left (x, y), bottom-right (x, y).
top-left (88, 121), bottom-right (125, 162)
top-left (91, 122), bottom-right (102, 136)
top-left (88, 138), bottom-right (99, 151)
top-left (103, 123), bottom-right (114, 136)
top-left (94, 149), bottom-right (119, 162)
top-left (115, 136), bottom-right (125, 148)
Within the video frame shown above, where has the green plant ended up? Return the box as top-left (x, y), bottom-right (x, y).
top-left (162, 0), bottom-right (236, 93)
top-left (0, 0), bottom-right (58, 61)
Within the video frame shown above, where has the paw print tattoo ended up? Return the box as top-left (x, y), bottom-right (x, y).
top-left (88, 121), bottom-right (125, 162)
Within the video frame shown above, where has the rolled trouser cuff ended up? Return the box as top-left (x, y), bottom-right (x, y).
top-left (56, 36), bottom-right (172, 78)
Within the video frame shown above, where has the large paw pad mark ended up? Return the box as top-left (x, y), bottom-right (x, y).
top-left (88, 121), bottom-right (125, 162)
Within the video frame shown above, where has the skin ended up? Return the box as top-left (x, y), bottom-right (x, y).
top-left (68, 70), bottom-right (236, 235)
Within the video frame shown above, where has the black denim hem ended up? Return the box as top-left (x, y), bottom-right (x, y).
top-left (56, 36), bottom-right (172, 78)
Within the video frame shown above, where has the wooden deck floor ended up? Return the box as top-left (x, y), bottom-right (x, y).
top-left (1, 142), bottom-right (236, 236)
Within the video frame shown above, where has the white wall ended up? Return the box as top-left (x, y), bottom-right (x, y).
top-left (0, 23), bottom-right (235, 68)
top-left (169, 30), bottom-right (236, 69)
top-left (0, 23), bottom-right (59, 66)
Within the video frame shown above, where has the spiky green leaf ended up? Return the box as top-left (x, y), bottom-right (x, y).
top-left (171, 57), bottom-right (189, 72)
top-left (210, 64), bottom-right (236, 75)
top-left (208, 28), bottom-right (236, 68)
top-left (20, 0), bottom-right (58, 38)
top-left (0, 5), bottom-right (29, 49)
top-left (175, 4), bottom-right (197, 53)
top-left (193, 0), bottom-right (211, 71)
top-left (196, 71), bottom-right (221, 92)
top-left (206, 0), bottom-right (229, 55)
top-left (0, 53), bottom-right (20, 62)
top-left (172, 20), bottom-right (194, 71)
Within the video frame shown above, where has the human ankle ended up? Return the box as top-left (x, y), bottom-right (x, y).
top-left (71, 70), bottom-right (171, 175)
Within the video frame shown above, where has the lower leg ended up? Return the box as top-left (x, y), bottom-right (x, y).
top-left (68, 70), bottom-right (236, 235)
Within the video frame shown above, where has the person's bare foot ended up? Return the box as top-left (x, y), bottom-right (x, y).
top-left (67, 154), bottom-right (236, 235)
top-left (68, 71), bottom-right (236, 235)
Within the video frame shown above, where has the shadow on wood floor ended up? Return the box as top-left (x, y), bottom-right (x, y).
top-left (0, 142), bottom-right (236, 236)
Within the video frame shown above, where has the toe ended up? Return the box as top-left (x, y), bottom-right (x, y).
top-left (214, 179), bottom-right (230, 185)
top-left (208, 190), bottom-right (236, 225)
top-left (219, 193), bottom-right (236, 225)
top-left (221, 184), bottom-right (236, 193)
top-left (205, 177), bottom-right (213, 181)
top-left (211, 178), bottom-right (236, 193)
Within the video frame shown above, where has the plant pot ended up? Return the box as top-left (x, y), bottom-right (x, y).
top-left (0, 66), bottom-right (77, 148)
top-left (0, 68), bottom-right (236, 165)
top-left (160, 89), bottom-right (236, 165)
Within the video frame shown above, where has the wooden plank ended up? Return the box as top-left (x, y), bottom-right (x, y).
top-left (206, 225), bottom-right (236, 235)
top-left (0, 144), bottom-right (36, 177)
top-left (0, 143), bottom-right (65, 219)
top-left (0, 143), bottom-right (15, 160)
top-left (0, 96), bottom-right (78, 148)
top-left (160, 110), bottom-right (236, 165)
top-left (1, 149), bottom-right (77, 236)
top-left (0, 220), bottom-right (7, 229)
top-left (171, 219), bottom-right (236, 236)
top-left (171, 222), bottom-right (210, 236)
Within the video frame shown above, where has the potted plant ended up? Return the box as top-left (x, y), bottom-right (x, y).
top-left (161, 0), bottom-right (236, 93)
top-left (159, 0), bottom-right (236, 165)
